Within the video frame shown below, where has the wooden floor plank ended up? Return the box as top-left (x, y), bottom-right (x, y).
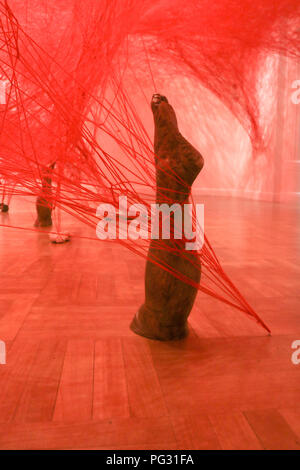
top-left (122, 338), bottom-right (168, 418)
top-left (0, 296), bottom-right (37, 342)
top-left (244, 409), bottom-right (300, 450)
top-left (208, 411), bottom-right (263, 450)
top-left (151, 336), bottom-right (300, 415)
top-left (13, 339), bottom-right (66, 423)
top-left (93, 339), bottom-right (130, 420)
top-left (53, 340), bottom-right (94, 422)
top-left (278, 408), bottom-right (300, 441)
top-left (16, 306), bottom-right (136, 340)
top-left (0, 339), bottom-right (39, 423)
top-left (170, 414), bottom-right (221, 450)
top-left (0, 417), bottom-right (175, 450)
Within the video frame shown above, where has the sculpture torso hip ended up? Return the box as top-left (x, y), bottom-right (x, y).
top-left (130, 95), bottom-right (204, 340)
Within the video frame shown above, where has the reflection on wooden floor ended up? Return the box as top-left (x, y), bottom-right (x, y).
top-left (0, 195), bottom-right (299, 450)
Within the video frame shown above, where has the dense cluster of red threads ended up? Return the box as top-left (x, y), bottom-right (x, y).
top-left (0, 0), bottom-right (300, 332)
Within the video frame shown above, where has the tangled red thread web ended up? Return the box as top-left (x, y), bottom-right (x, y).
top-left (0, 0), bottom-right (300, 333)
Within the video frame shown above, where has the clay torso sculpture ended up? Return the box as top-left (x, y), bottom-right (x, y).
top-left (130, 94), bottom-right (204, 340)
top-left (34, 162), bottom-right (55, 227)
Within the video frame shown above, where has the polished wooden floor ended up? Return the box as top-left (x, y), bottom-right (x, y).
top-left (0, 195), bottom-right (299, 450)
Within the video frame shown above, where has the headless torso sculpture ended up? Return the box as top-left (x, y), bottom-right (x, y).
top-left (130, 94), bottom-right (204, 340)
top-left (34, 162), bottom-right (55, 228)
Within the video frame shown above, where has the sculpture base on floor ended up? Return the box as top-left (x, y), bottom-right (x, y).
top-left (34, 218), bottom-right (52, 228)
top-left (130, 308), bottom-right (189, 341)
top-left (0, 204), bottom-right (9, 213)
top-left (34, 201), bottom-right (53, 228)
